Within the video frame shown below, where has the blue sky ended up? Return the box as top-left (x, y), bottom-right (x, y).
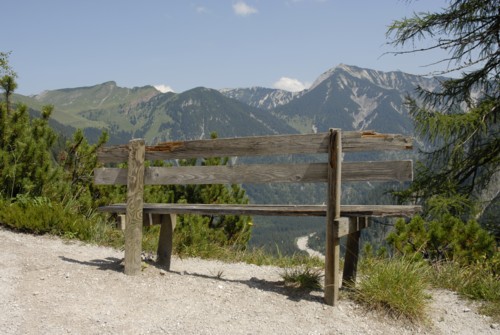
top-left (3, 0), bottom-right (450, 95)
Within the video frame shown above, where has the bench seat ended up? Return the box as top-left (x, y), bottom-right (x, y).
top-left (98, 203), bottom-right (421, 218)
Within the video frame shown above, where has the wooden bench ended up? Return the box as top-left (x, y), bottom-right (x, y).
top-left (94, 129), bottom-right (420, 306)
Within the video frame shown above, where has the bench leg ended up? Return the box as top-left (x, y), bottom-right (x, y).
top-left (124, 138), bottom-right (145, 276)
top-left (342, 217), bottom-right (369, 286)
top-left (325, 231), bottom-right (340, 306)
top-left (343, 217), bottom-right (361, 286)
top-left (157, 214), bottom-right (177, 270)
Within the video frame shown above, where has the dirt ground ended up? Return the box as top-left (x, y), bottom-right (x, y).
top-left (0, 227), bottom-right (498, 335)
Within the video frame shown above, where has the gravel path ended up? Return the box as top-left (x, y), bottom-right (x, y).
top-left (0, 227), bottom-right (498, 335)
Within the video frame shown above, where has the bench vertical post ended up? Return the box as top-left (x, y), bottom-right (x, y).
top-left (157, 214), bottom-right (177, 270)
top-left (325, 129), bottom-right (342, 306)
top-left (124, 139), bottom-right (145, 275)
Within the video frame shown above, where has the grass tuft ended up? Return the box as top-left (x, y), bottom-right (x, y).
top-left (354, 256), bottom-right (429, 322)
top-left (281, 265), bottom-right (323, 291)
top-left (428, 260), bottom-right (500, 322)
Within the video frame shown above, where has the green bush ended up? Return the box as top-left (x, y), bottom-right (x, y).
top-left (387, 215), bottom-right (496, 265)
top-left (173, 214), bottom-right (229, 258)
top-left (385, 192), bottom-right (499, 321)
top-left (0, 197), bottom-right (121, 246)
top-left (0, 197), bottom-right (82, 236)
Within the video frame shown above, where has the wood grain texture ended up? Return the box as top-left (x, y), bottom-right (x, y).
top-left (325, 129), bottom-right (342, 306)
top-left (98, 203), bottom-right (422, 217)
top-left (124, 139), bottom-right (145, 276)
top-left (97, 131), bottom-right (413, 163)
top-left (94, 160), bottom-right (413, 185)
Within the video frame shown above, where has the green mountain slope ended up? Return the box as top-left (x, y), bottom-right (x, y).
top-left (15, 83), bottom-right (298, 144)
top-left (13, 81), bottom-right (161, 132)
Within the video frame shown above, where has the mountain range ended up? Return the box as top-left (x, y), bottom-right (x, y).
top-left (12, 64), bottom-right (498, 253)
top-left (14, 64), bottom-right (442, 144)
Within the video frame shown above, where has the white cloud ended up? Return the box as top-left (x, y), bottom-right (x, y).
top-left (287, 0), bottom-right (327, 3)
top-left (272, 77), bottom-right (310, 92)
top-left (154, 84), bottom-right (174, 93)
top-left (194, 5), bottom-right (209, 14)
top-left (233, 1), bottom-right (258, 16)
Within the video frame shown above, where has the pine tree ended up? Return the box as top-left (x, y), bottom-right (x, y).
top-left (387, 0), bottom-right (499, 231)
top-left (0, 75), bottom-right (57, 198)
top-left (54, 128), bottom-right (110, 211)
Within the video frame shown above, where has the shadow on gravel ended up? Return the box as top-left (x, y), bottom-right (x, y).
top-left (184, 271), bottom-right (324, 304)
top-left (58, 256), bottom-right (324, 304)
top-left (59, 256), bottom-right (124, 272)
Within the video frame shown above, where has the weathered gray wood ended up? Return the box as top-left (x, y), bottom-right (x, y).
top-left (340, 205), bottom-right (421, 217)
top-left (342, 160), bottom-right (413, 182)
top-left (94, 167), bottom-right (127, 185)
top-left (157, 214), bottom-right (176, 270)
top-left (336, 215), bottom-right (370, 237)
top-left (94, 160), bottom-right (413, 185)
top-left (98, 203), bottom-right (422, 217)
top-left (325, 129), bottom-right (342, 306)
top-left (146, 163), bottom-right (325, 184)
top-left (124, 139), bottom-right (145, 276)
top-left (155, 160), bottom-right (411, 183)
top-left (342, 217), bottom-right (369, 285)
top-left (98, 203), bottom-right (326, 216)
top-left (341, 131), bottom-right (413, 152)
top-left (97, 131), bottom-right (413, 163)
top-left (93, 129), bottom-right (422, 308)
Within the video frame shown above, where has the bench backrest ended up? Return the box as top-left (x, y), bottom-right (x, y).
top-left (94, 130), bottom-right (414, 187)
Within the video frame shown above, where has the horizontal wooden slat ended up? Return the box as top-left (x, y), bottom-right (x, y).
top-left (98, 203), bottom-right (421, 217)
top-left (94, 160), bottom-right (413, 185)
top-left (94, 167), bottom-right (126, 185)
top-left (111, 210), bottom-right (376, 237)
top-left (342, 131), bottom-right (413, 152)
top-left (342, 160), bottom-right (413, 182)
top-left (97, 131), bottom-right (413, 163)
top-left (148, 164), bottom-right (325, 184)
